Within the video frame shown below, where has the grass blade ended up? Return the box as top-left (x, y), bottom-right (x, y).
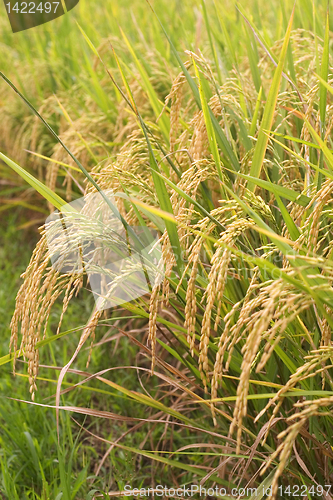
top-left (0, 152), bottom-right (66, 210)
top-left (192, 57), bottom-right (222, 180)
top-left (248, 5), bottom-right (295, 189)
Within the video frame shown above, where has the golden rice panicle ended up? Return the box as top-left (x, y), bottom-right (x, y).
top-left (288, 203), bottom-right (306, 242)
top-left (190, 122), bottom-right (206, 162)
top-left (171, 161), bottom-right (217, 250)
top-left (225, 292), bottom-right (264, 373)
top-left (56, 274), bottom-right (84, 336)
top-left (230, 280), bottom-right (283, 454)
top-left (186, 77), bottom-right (243, 166)
top-left (148, 282), bottom-right (161, 374)
top-left (213, 218), bottom-right (255, 330)
top-left (255, 347), bottom-right (333, 445)
top-left (263, 418), bottom-right (305, 500)
top-left (10, 236), bottom-right (49, 372)
top-left (201, 218), bottom-right (256, 417)
top-left (256, 292), bottom-right (313, 372)
top-left (300, 99), bottom-right (314, 197)
top-left (210, 268), bottom-right (259, 424)
top-left (243, 189), bottom-right (275, 224)
top-left (85, 308), bottom-right (103, 369)
top-left (213, 248), bottom-right (230, 331)
top-left (320, 306), bottom-right (332, 355)
top-left (189, 91), bottom-right (217, 162)
top-left (161, 231), bottom-right (176, 307)
top-left (236, 150), bottom-right (254, 194)
top-left (199, 245), bottom-right (224, 392)
top-left (184, 240), bottom-right (202, 357)
top-left (9, 231), bottom-right (84, 397)
top-left (10, 237), bottom-right (57, 399)
top-left (197, 220), bottom-right (236, 391)
top-left (304, 179), bottom-right (333, 255)
top-left (175, 128), bottom-right (191, 168)
top-left (261, 393), bottom-right (333, 500)
top-left (165, 71), bottom-right (186, 153)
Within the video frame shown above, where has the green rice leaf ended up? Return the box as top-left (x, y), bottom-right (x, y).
top-left (192, 57), bottom-right (222, 180)
top-left (248, 5), bottom-right (294, 189)
top-left (0, 152), bottom-right (66, 210)
top-left (120, 27), bottom-right (170, 144)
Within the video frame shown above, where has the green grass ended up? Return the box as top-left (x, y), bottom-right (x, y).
top-left (0, 215), bottom-right (177, 498)
top-left (1, 215), bottom-right (239, 498)
top-left (0, 213), bottom-right (92, 498)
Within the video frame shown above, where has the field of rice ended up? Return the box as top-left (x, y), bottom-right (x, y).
top-left (1, 0), bottom-right (333, 498)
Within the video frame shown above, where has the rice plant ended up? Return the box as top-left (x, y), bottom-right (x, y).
top-left (1, 0), bottom-right (333, 497)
